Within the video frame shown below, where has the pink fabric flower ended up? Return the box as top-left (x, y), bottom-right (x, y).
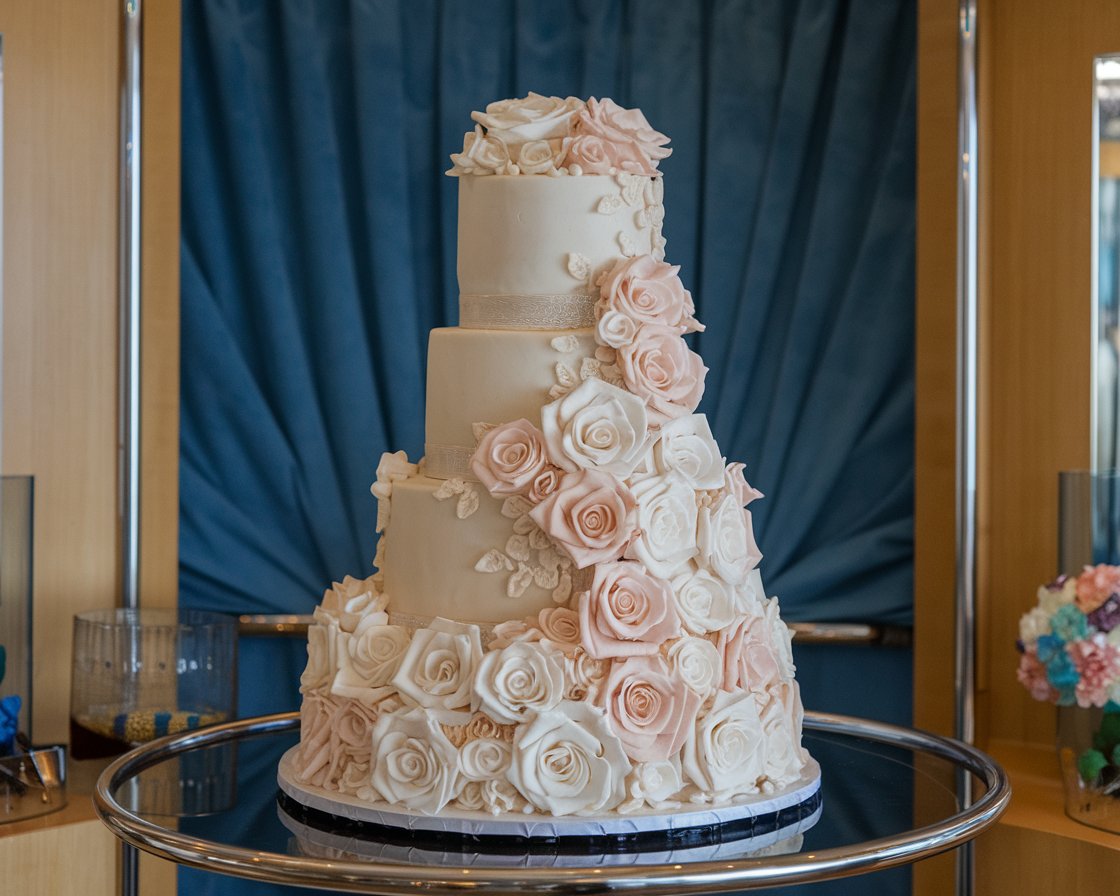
top-left (600, 655), bottom-right (700, 762)
top-left (616, 324), bottom-right (707, 424)
top-left (578, 561), bottom-right (680, 659)
top-left (471, 418), bottom-right (551, 495)
top-left (1016, 647), bottom-right (1058, 703)
top-left (529, 469), bottom-right (636, 568)
top-left (718, 616), bottom-right (783, 696)
top-left (1075, 564), bottom-right (1120, 614)
top-left (572, 97), bottom-right (671, 175)
top-left (1068, 634), bottom-right (1120, 708)
top-left (598, 255), bottom-right (701, 333)
top-left (724, 462), bottom-right (764, 507)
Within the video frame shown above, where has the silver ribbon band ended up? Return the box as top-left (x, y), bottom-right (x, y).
top-left (459, 292), bottom-right (597, 330)
top-left (423, 443), bottom-right (476, 480)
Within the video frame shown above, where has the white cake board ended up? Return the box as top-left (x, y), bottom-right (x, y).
top-left (277, 745), bottom-right (821, 844)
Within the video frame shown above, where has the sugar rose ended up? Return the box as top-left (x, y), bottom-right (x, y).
top-left (507, 701), bottom-right (630, 815)
top-left (601, 655), bottom-right (700, 762)
top-left (682, 690), bottom-right (766, 799)
top-left (666, 636), bottom-right (723, 701)
top-left (617, 324), bottom-right (707, 424)
top-left (574, 97), bottom-right (671, 176)
top-left (697, 494), bottom-right (761, 587)
top-left (529, 469), bottom-right (637, 569)
top-left (317, 574), bottom-right (387, 633)
top-left (474, 641), bottom-right (566, 725)
top-left (472, 93), bottom-right (583, 148)
top-left (724, 461), bottom-right (764, 507)
top-left (471, 418), bottom-right (550, 495)
top-left (626, 473), bottom-right (700, 578)
top-left (599, 255), bottom-right (701, 333)
top-left (718, 615), bottom-right (784, 697)
top-left (670, 566), bottom-right (737, 635)
top-left (391, 618), bottom-right (482, 712)
top-left (651, 415), bottom-right (723, 489)
top-left (300, 620), bottom-right (340, 694)
top-left (331, 620), bottom-right (410, 706)
top-left (448, 125), bottom-right (510, 175)
top-left (541, 378), bottom-right (650, 476)
top-left (562, 134), bottom-right (635, 176)
top-left (369, 708), bottom-right (462, 814)
top-left (579, 561), bottom-right (680, 659)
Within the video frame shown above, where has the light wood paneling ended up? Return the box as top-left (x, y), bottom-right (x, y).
top-left (0, 817), bottom-right (116, 896)
top-left (0, 0), bottom-right (121, 744)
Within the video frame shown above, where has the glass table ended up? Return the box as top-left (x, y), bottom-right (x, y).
top-left (93, 711), bottom-right (1009, 894)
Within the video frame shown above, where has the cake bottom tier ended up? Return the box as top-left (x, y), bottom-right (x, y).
top-left (277, 746), bottom-right (821, 851)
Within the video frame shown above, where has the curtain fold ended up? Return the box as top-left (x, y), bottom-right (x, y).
top-left (180, 3), bottom-right (914, 892)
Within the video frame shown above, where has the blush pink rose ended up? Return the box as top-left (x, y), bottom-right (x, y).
top-left (724, 462), bottom-right (764, 507)
top-left (536, 606), bottom-right (582, 653)
top-left (529, 470), bottom-right (637, 568)
top-left (1016, 647), bottom-right (1058, 702)
top-left (600, 655), bottom-right (700, 762)
top-left (527, 466), bottom-right (563, 503)
top-left (1075, 564), bottom-right (1120, 614)
top-left (573, 97), bottom-right (671, 175)
top-left (578, 561), bottom-right (680, 659)
top-left (599, 255), bottom-right (700, 333)
top-left (1068, 634), bottom-right (1120, 708)
top-left (470, 418), bottom-right (550, 495)
top-left (561, 134), bottom-right (643, 175)
top-left (718, 616), bottom-right (783, 696)
top-left (617, 324), bottom-right (707, 424)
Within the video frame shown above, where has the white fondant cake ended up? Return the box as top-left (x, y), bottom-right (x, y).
top-left (286, 94), bottom-right (816, 839)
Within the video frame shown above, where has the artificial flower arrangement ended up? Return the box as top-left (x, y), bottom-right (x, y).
top-left (1017, 564), bottom-right (1120, 789)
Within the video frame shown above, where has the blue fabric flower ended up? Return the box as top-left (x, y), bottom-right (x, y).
top-left (1052, 604), bottom-right (1091, 642)
top-left (0, 694), bottom-right (21, 755)
top-left (1044, 648), bottom-right (1080, 705)
top-left (1036, 633), bottom-right (1065, 663)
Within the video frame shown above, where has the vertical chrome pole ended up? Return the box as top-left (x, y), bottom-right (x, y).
top-left (119, 2), bottom-right (142, 895)
top-left (956, 1), bottom-right (979, 895)
top-left (120, 0), bottom-right (142, 614)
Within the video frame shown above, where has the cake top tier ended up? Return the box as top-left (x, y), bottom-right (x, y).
top-left (446, 94), bottom-right (671, 179)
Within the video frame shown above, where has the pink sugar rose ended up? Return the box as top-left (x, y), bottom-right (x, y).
top-left (527, 466), bottom-right (563, 503)
top-left (529, 469), bottom-right (637, 568)
top-left (578, 561), bottom-right (681, 659)
top-left (617, 324), bottom-right (707, 424)
top-left (600, 655), bottom-right (700, 762)
top-left (599, 255), bottom-right (701, 334)
top-left (573, 97), bottom-right (671, 176)
top-left (1068, 633), bottom-right (1120, 708)
top-left (536, 606), bottom-right (582, 653)
top-left (718, 615), bottom-right (784, 696)
top-left (1016, 647), bottom-right (1058, 703)
top-left (470, 418), bottom-right (550, 496)
top-left (1075, 564), bottom-right (1120, 614)
top-left (561, 133), bottom-right (644, 176)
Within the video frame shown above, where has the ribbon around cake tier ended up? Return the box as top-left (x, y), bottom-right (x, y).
top-left (423, 443), bottom-right (477, 480)
top-left (459, 292), bottom-right (597, 330)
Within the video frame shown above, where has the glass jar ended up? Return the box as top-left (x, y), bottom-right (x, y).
top-left (1056, 703), bottom-right (1120, 834)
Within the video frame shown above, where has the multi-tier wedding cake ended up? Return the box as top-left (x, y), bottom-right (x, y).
top-left (280, 94), bottom-right (819, 846)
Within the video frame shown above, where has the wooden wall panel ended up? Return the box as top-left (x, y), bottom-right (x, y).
top-left (0, 0), bottom-right (121, 744)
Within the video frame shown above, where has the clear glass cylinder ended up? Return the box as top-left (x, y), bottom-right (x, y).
top-left (69, 608), bottom-right (237, 760)
top-left (1056, 703), bottom-right (1120, 834)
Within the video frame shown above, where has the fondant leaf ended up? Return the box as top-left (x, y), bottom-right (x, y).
top-left (475, 550), bottom-right (513, 573)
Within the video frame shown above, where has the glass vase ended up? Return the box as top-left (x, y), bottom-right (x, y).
top-left (1056, 703), bottom-right (1120, 834)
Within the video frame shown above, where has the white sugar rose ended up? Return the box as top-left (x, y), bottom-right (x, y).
top-left (392, 617), bottom-right (482, 711)
top-left (759, 681), bottom-right (807, 787)
top-left (542, 378), bottom-right (650, 476)
top-left (697, 494), bottom-right (760, 587)
top-left (472, 93), bottom-right (583, 148)
top-left (666, 636), bottom-right (723, 700)
top-left (762, 595), bottom-right (796, 680)
top-left (597, 309), bottom-right (639, 349)
top-left (300, 620), bottom-right (340, 694)
top-left (294, 693), bottom-right (337, 787)
top-left (369, 708), bottom-right (462, 814)
top-left (517, 139), bottom-right (560, 175)
top-left (652, 415), bottom-right (724, 489)
top-left (459, 737), bottom-right (513, 782)
top-left (332, 620), bottom-right (410, 705)
top-left (683, 690), bottom-right (766, 800)
top-left (670, 567), bottom-right (738, 634)
top-left (448, 124), bottom-right (510, 176)
top-left (625, 473), bottom-right (699, 578)
top-left (474, 641), bottom-right (565, 724)
top-left (565, 648), bottom-right (610, 701)
top-left (618, 757), bottom-right (684, 814)
top-left (316, 574), bottom-right (388, 633)
top-left (508, 701), bottom-right (630, 816)
top-left (456, 778), bottom-right (521, 816)
top-left (370, 450), bottom-right (418, 533)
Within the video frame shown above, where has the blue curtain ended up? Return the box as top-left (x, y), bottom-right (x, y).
top-left (180, 2), bottom-right (915, 894)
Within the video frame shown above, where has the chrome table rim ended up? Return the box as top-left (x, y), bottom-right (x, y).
top-left (93, 711), bottom-right (1011, 895)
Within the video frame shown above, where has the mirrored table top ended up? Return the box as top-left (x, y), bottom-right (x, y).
top-left (94, 712), bottom-right (1008, 895)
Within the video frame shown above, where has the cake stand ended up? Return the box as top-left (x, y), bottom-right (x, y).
top-left (93, 711), bottom-right (1010, 894)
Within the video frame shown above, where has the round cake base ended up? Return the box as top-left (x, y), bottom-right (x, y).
top-left (276, 746), bottom-right (822, 856)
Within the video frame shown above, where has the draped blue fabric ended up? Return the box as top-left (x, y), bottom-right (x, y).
top-left (180, 2), bottom-right (914, 894)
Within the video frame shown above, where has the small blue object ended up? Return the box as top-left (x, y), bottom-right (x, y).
top-left (0, 694), bottom-right (21, 755)
top-left (153, 711), bottom-right (173, 737)
top-left (1052, 604), bottom-right (1090, 642)
top-left (113, 713), bottom-right (129, 740)
top-left (187, 714), bottom-right (201, 729)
